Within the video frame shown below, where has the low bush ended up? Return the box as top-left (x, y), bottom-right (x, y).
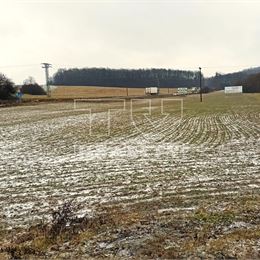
top-left (0, 73), bottom-right (16, 100)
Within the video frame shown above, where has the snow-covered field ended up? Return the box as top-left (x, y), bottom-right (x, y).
top-left (0, 93), bottom-right (259, 231)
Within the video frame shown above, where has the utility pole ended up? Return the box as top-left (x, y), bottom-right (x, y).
top-left (156, 74), bottom-right (160, 95)
top-left (199, 67), bottom-right (202, 102)
top-left (41, 63), bottom-right (52, 97)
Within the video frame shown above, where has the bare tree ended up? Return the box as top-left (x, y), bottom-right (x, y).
top-left (23, 76), bottom-right (36, 86)
top-left (0, 73), bottom-right (16, 100)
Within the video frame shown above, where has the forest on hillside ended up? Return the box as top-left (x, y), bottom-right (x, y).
top-left (51, 67), bottom-right (260, 92)
top-left (241, 72), bottom-right (260, 93)
top-left (51, 68), bottom-right (201, 88)
top-left (206, 67), bottom-right (260, 89)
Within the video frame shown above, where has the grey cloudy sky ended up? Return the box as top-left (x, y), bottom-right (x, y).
top-left (1, 0), bottom-right (260, 84)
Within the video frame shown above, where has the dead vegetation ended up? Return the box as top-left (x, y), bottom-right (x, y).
top-left (0, 202), bottom-right (117, 259)
top-left (50, 86), bottom-right (176, 99)
top-left (1, 196), bottom-right (260, 259)
top-left (20, 86), bottom-right (177, 100)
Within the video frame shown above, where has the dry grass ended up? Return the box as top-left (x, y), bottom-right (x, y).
top-left (0, 204), bottom-right (146, 259)
top-left (22, 86), bottom-right (177, 100)
top-left (51, 86), bottom-right (176, 98)
top-left (1, 196), bottom-right (259, 259)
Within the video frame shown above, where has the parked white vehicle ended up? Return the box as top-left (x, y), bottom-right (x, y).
top-left (177, 87), bottom-right (188, 94)
top-left (191, 87), bottom-right (199, 93)
top-left (145, 87), bottom-right (159, 95)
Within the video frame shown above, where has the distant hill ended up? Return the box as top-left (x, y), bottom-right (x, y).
top-left (243, 67), bottom-right (260, 75)
top-left (242, 72), bottom-right (260, 93)
top-left (206, 67), bottom-right (260, 89)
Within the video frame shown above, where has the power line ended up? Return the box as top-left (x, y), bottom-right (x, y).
top-left (0, 64), bottom-right (40, 69)
top-left (202, 65), bottom-right (260, 69)
top-left (199, 67), bottom-right (203, 102)
top-left (51, 63), bottom-right (260, 71)
top-left (0, 63), bottom-right (259, 72)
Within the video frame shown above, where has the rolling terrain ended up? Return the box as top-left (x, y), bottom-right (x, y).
top-left (0, 91), bottom-right (259, 258)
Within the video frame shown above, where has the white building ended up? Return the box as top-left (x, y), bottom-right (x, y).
top-left (225, 86), bottom-right (243, 94)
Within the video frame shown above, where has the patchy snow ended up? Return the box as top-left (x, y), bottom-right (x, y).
top-left (0, 102), bottom-right (259, 228)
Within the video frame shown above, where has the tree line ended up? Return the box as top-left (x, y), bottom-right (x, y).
top-left (0, 74), bottom-right (46, 100)
top-left (241, 72), bottom-right (260, 93)
top-left (1, 66), bottom-right (260, 100)
top-left (51, 68), bottom-right (201, 88)
top-left (206, 67), bottom-right (260, 91)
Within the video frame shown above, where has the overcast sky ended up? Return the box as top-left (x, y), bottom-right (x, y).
top-left (1, 0), bottom-right (260, 84)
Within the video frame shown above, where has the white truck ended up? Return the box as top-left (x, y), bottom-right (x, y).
top-left (145, 87), bottom-right (159, 95)
top-left (177, 87), bottom-right (188, 95)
